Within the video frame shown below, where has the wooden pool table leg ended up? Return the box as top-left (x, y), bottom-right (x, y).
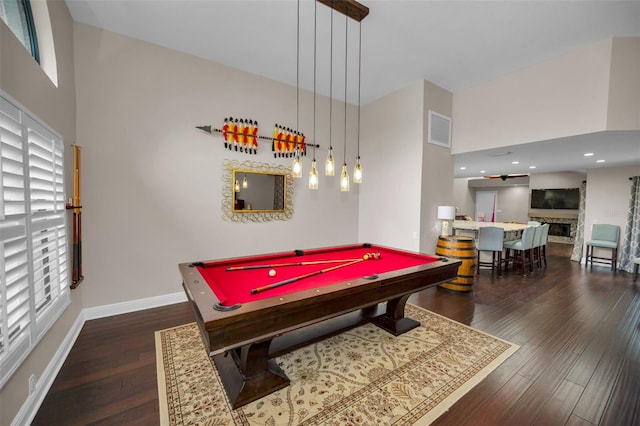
top-left (371, 294), bottom-right (420, 336)
top-left (212, 339), bottom-right (290, 409)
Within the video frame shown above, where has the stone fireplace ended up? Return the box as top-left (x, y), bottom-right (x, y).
top-left (529, 213), bottom-right (579, 244)
top-left (549, 223), bottom-right (572, 238)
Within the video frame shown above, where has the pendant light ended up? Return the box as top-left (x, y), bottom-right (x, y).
top-left (292, 151), bottom-right (302, 178)
top-left (325, 5), bottom-right (335, 176)
top-left (242, 174), bottom-right (248, 188)
top-left (339, 10), bottom-right (349, 192)
top-left (353, 20), bottom-right (363, 184)
top-left (309, 0), bottom-right (319, 189)
top-left (292, 0), bottom-right (303, 178)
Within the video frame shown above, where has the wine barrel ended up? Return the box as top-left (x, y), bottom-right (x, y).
top-left (436, 235), bottom-right (476, 292)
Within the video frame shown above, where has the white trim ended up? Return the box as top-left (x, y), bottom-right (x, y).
top-left (83, 292), bottom-right (187, 320)
top-left (11, 291), bottom-right (188, 426)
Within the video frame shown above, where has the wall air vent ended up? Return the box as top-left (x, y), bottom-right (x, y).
top-left (428, 110), bottom-right (451, 149)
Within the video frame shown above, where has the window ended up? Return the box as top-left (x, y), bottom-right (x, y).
top-left (1, 92), bottom-right (69, 387)
top-left (0, 0), bottom-right (40, 63)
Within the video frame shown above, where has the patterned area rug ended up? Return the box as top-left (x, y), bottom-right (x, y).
top-left (155, 304), bottom-right (518, 425)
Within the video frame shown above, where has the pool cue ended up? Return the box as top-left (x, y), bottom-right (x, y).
top-left (70, 145), bottom-right (84, 288)
top-left (250, 258), bottom-right (366, 295)
top-left (226, 258), bottom-right (363, 271)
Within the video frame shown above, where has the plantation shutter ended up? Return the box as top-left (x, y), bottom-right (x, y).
top-left (26, 115), bottom-right (69, 339)
top-left (0, 96), bottom-right (31, 377)
top-left (0, 92), bottom-right (69, 387)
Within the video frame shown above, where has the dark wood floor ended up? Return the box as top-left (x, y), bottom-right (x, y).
top-left (32, 243), bottom-right (639, 426)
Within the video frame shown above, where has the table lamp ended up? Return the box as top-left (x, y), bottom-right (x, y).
top-left (437, 205), bottom-right (456, 237)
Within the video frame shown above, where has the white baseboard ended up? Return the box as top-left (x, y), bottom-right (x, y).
top-left (13, 291), bottom-right (188, 426)
top-left (83, 291), bottom-right (187, 320)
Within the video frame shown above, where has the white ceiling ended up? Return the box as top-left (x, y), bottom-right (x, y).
top-left (64, 0), bottom-right (640, 178)
top-left (454, 130), bottom-right (639, 179)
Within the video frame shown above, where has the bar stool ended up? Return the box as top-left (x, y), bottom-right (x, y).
top-left (539, 223), bottom-right (550, 268)
top-left (504, 226), bottom-right (536, 276)
top-left (533, 223), bottom-right (549, 269)
top-left (476, 226), bottom-right (505, 276)
top-left (633, 258), bottom-right (640, 281)
top-left (585, 224), bottom-right (620, 271)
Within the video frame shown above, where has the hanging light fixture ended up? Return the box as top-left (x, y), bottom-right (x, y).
top-left (353, 156), bottom-right (362, 183)
top-left (309, 159), bottom-right (319, 189)
top-left (292, 150), bottom-right (302, 178)
top-left (317, 0), bottom-right (368, 183)
top-left (309, 0), bottom-right (319, 189)
top-left (339, 9), bottom-right (349, 192)
top-left (339, 162), bottom-right (349, 191)
top-left (325, 5), bottom-right (335, 176)
top-left (325, 147), bottom-right (334, 176)
top-left (353, 20), bottom-right (363, 184)
top-left (242, 174), bottom-right (248, 188)
top-left (292, 0), bottom-right (303, 178)
top-left (234, 178), bottom-right (240, 193)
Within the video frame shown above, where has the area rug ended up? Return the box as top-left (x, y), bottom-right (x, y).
top-left (155, 304), bottom-right (518, 425)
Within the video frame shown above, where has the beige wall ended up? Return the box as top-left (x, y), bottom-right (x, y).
top-left (584, 165), bottom-right (640, 262)
top-left (453, 178), bottom-right (475, 218)
top-left (607, 38), bottom-right (640, 130)
top-left (357, 78), bottom-right (454, 255)
top-left (0, 1), bottom-right (77, 425)
top-left (529, 171), bottom-right (586, 190)
top-left (359, 81), bottom-right (425, 251)
top-left (494, 186), bottom-right (530, 223)
top-left (420, 81), bottom-right (454, 254)
top-left (452, 38), bottom-right (614, 153)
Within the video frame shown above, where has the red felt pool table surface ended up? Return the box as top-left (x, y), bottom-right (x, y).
top-left (195, 244), bottom-right (441, 307)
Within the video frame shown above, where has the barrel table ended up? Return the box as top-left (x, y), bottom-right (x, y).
top-left (436, 235), bottom-right (476, 292)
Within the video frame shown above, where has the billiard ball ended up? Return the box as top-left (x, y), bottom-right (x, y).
top-left (269, 269), bottom-right (276, 277)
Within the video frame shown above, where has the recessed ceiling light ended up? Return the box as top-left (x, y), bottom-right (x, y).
top-left (459, 166), bottom-right (466, 170)
top-left (584, 152), bottom-right (594, 157)
top-left (596, 159), bottom-right (605, 163)
top-left (480, 170), bottom-right (486, 174)
top-left (512, 161), bottom-right (520, 165)
top-left (529, 166), bottom-right (536, 169)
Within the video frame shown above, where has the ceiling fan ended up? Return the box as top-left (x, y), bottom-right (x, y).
top-left (484, 174), bottom-right (529, 181)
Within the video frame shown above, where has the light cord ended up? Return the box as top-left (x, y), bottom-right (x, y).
top-left (313, 0), bottom-right (317, 161)
top-left (357, 20), bottom-right (361, 159)
top-left (343, 12), bottom-right (348, 163)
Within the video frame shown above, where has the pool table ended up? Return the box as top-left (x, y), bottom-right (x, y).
top-left (179, 243), bottom-right (460, 408)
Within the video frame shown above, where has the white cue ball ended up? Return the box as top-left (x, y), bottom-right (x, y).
top-left (269, 269), bottom-right (276, 277)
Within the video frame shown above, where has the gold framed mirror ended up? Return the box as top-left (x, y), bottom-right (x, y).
top-left (222, 159), bottom-right (294, 222)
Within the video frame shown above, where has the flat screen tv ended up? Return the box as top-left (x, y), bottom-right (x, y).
top-left (530, 188), bottom-right (580, 210)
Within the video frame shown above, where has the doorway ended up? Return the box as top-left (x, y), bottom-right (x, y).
top-left (475, 191), bottom-right (497, 222)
